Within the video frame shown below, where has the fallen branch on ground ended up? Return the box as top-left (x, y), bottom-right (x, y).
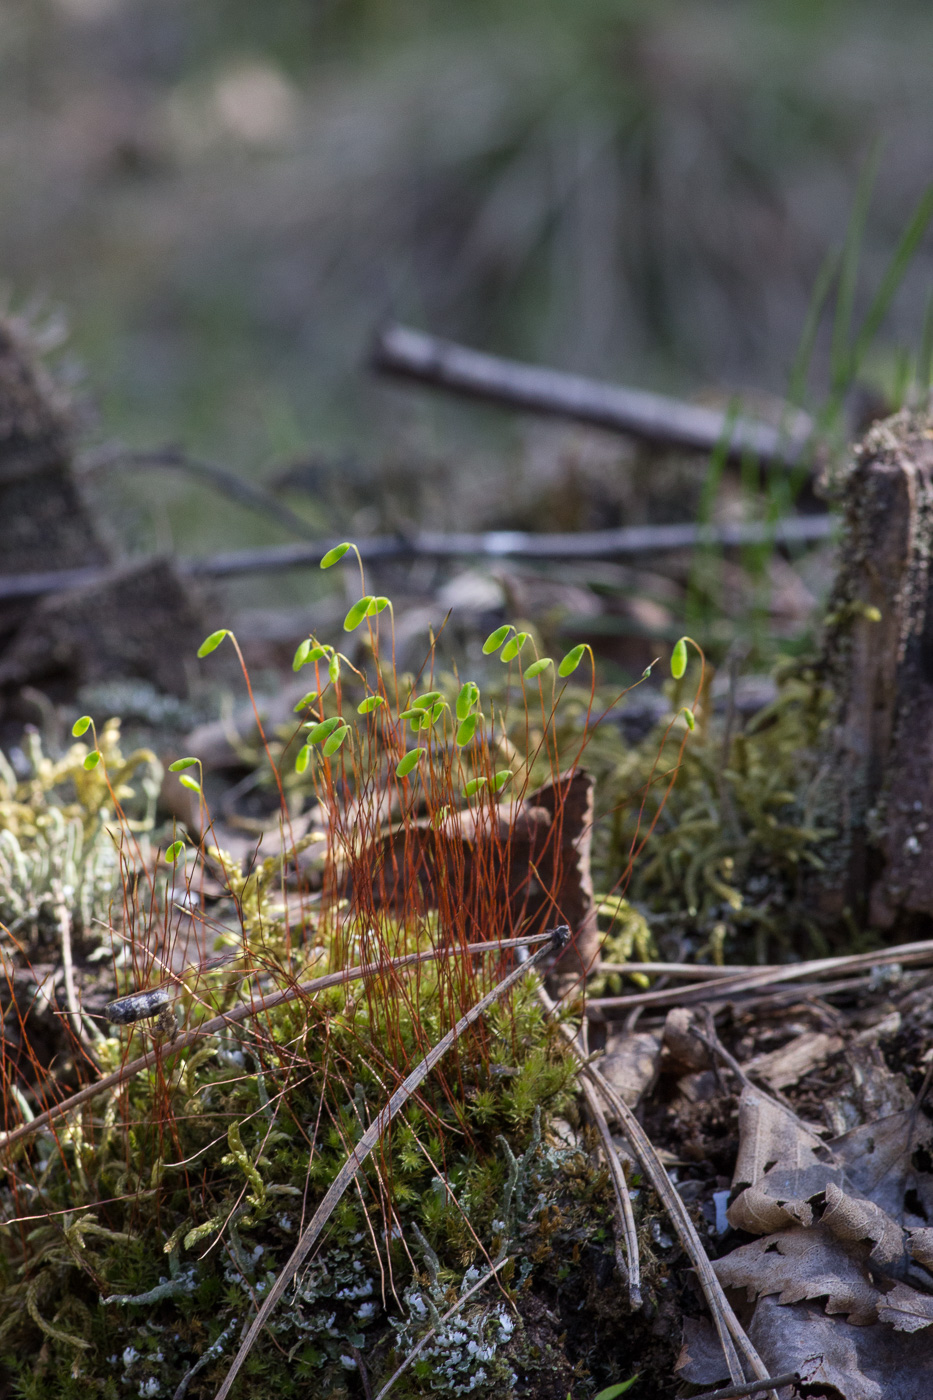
top-left (372, 323), bottom-right (816, 469)
top-left (0, 931), bottom-right (553, 1154)
top-left (0, 515), bottom-right (836, 600)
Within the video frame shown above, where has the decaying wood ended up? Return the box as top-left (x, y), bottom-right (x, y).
top-left (373, 323), bottom-right (815, 468)
top-left (0, 317), bottom-right (109, 642)
top-left (0, 317), bottom-right (210, 703)
top-left (808, 408), bottom-right (933, 927)
top-left (0, 557), bottom-right (205, 699)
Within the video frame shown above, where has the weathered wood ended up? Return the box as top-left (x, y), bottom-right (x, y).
top-left (373, 323), bottom-right (816, 468)
top-left (809, 410), bottom-right (933, 927)
top-left (0, 557), bottom-right (206, 700)
top-left (0, 318), bottom-right (110, 643)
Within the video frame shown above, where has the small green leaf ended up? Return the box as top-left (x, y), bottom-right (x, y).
top-left (642, 664), bottom-right (654, 679)
top-left (294, 690), bottom-right (319, 712)
top-left (398, 708), bottom-right (422, 722)
top-left (456, 682), bottom-right (479, 720)
top-left (524, 657), bottom-right (553, 680)
top-left (492, 770), bottom-right (513, 792)
top-left (671, 637), bottom-right (688, 679)
top-left (322, 724), bottom-right (350, 757)
top-left (456, 714), bottom-right (477, 747)
top-left (72, 715), bottom-right (92, 738)
top-left (308, 645), bottom-right (329, 663)
top-left (293, 639), bottom-right (312, 671)
top-left (683, 707), bottom-right (695, 731)
top-left (165, 840), bottom-right (185, 864)
top-left (463, 777), bottom-right (488, 798)
top-left (178, 774), bottom-right (201, 793)
top-left (500, 631), bottom-right (529, 663)
top-left (328, 654), bottom-right (340, 683)
top-left (482, 624), bottom-right (511, 655)
top-left (197, 629), bottom-right (229, 658)
top-left (168, 757), bottom-right (198, 772)
top-left (307, 716), bottom-right (342, 744)
top-left (295, 744), bottom-right (312, 774)
top-left (593, 1381), bottom-right (638, 1400)
top-left (428, 700), bottom-right (446, 725)
top-left (83, 751), bottom-right (101, 771)
top-left (367, 596), bottom-right (390, 615)
top-left (357, 695), bottom-right (385, 715)
top-left (396, 748), bottom-right (426, 779)
top-left (558, 643), bottom-right (587, 677)
top-left (343, 596), bottom-right (374, 631)
top-left (411, 691), bottom-right (442, 711)
top-left (320, 542), bottom-right (351, 569)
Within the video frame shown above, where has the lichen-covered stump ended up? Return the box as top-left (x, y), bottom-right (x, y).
top-left (810, 408), bottom-right (933, 929)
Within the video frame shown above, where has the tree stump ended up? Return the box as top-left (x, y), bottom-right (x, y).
top-left (0, 317), bottom-right (110, 645)
top-left (810, 408), bottom-right (933, 930)
top-left (0, 315), bottom-right (207, 706)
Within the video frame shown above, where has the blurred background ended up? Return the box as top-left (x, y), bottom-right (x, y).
top-left (2, 0), bottom-right (932, 674)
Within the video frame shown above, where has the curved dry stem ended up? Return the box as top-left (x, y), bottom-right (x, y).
top-left (0, 931), bottom-right (552, 1154)
top-left (212, 927), bottom-right (568, 1400)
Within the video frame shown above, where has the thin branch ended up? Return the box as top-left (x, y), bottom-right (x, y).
top-left (77, 444), bottom-right (316, 541)
top-left (0, 515), bottom-right (837, 601)
top-left (372, 324), bottom-right (816, 469)
top-left (585, 936), bottom-right (933, 1016)
top-left (688, 1373), bottom-right (802, 1400)
top-left (0, 931), bottom-right (553, 1154)
top-left (212, 927), bottom-right (569, 1400)
top-left (536, 984), bottom-right (775, 1396)
top-left (579, 1074), bottom-right (642, 1308)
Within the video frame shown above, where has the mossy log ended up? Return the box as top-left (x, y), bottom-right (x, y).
top-left (810, 408), bottom-right (933, 929)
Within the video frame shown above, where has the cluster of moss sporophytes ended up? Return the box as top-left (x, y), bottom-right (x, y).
top-left (1, 544), bottom-right (686, 1398)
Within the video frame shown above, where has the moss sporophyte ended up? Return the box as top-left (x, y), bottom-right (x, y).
top-left (0, 559), bottom-right (712, 1399)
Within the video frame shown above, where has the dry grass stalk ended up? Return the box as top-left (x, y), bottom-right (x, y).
top-left (0, 930), bottom-right (551, 1155)
top-left (537, 982), bottom-right (776, 1397)
top-left (588, 936), bottom-right (933, 1015)
top-left (212, 928), bottom-right (567, 1400)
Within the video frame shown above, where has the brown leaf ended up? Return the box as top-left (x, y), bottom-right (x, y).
top-left (831, 1111), bottom-right (933, 1222)
top-left (747, 1292), bottom-right (933, 1399)
top-left (731, 1086), bottom-right (827, 1193)
top-left (727, 1162), bottom-right (845, 1234)
top-left (713, 1226), bottom-right (880, 1325)
top-left (354, 769), bottom-right (598, 972)
top-left (907, 1227), bottom-right (933, 1273)
top-left (821, 1181), bottom-right (906, 1270)
top-left (674, 1316), bottom-right (731, 1389)
top-left (875, 1282), bottom-right (933, 1333)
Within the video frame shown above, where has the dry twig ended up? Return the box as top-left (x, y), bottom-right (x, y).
top-left (373, 324), bottom-right (815, 468)
top-left (0, 931), bottom-right (552, 1154)
top-left (212, 927), bottom-right (568, 1400)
